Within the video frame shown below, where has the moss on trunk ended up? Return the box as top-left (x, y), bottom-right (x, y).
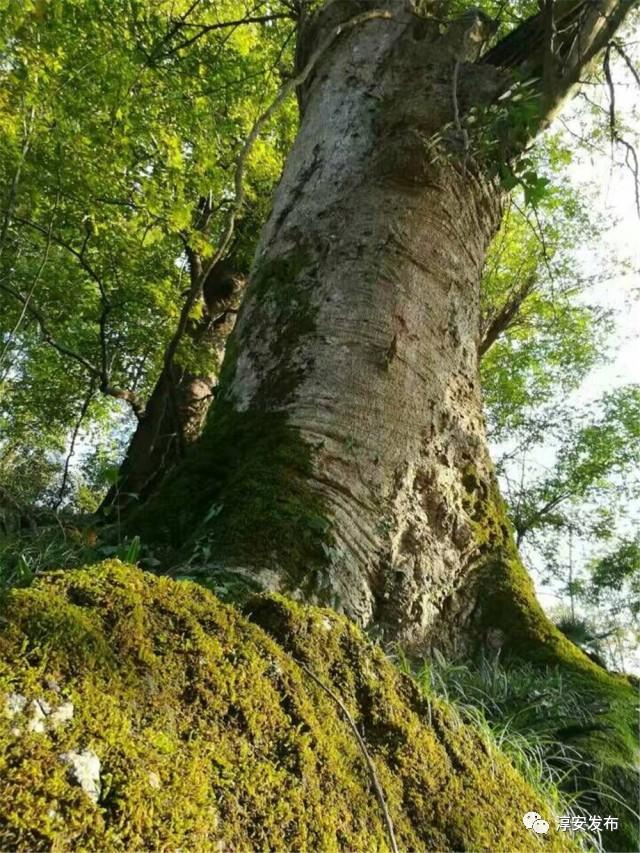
top-left (132, 404), bottom-right (333, 589)
top-left (1, 561), bottom-right (579, 852)
top-left (130, 246), bottom-right (332, 590)
top-left (476, 544), bottom-right (639, 851)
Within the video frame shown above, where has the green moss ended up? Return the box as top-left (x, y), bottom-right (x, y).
top-left (458, 470), bottom-right (600, 670)
top-left (134, 404), bottom-right (332, 587)
top-left (478, 546), bottom-right (639, 849)
top-left (221, 248), bottom-right (317, 408)
top-left (465, 483), bottom-right (639, 851)
top-left (0, 561), bottom-right (572, 851)
top-left (214, 319), bottom-right (239, 398)
top-left (250, 251), bottom-right (308, 302)
top-left (254, 258), bottom-right (317, 406)
top-left (132, 248), bottom-right (328, 587)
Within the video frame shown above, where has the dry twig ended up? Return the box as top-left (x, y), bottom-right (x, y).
top-left (296, 659), bottom-right (399, 853)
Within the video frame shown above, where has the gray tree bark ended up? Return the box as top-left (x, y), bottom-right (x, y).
top-left (227, 3), bottom-right (504, 647)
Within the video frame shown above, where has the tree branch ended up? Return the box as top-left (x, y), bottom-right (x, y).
top-left (516, 490), bottom-right (572, 543)
top-left (0, 105), bottom-right (35, 254)
top-left (604, 43), bottom-right (640, 217)
top-left (0, 197), bottom-right (57, 370)
top-left (156, 13), bottom-right (294, 59)
top-left (0, 281), bottom-right (144, 418)
top-left (479, 273), bottom-right (537, 357)
top-left (0, 281), bottom-right (100, 377)
top-left (9, 213), bottom-right (106, 291)
top-left (611, 38), bottom-right (640, 87)
top-left (296, 659), bottom-right (399, 853)
top-left (484, 0), bottom-right (639, 134)
top-left (56, 378), bottom-right (96, 510)
top-left (4, 212), bottom-right (150, 412)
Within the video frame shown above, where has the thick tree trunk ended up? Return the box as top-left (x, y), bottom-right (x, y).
top-left (119, 6), bottom-right (640, 846)
top-left (141, 4), bottom-right (507, 647)
top-left (139, 0), bottom-right (635, 652)
top-left (101, 262), bottom-right (244, 515)
top-left (231, 22), bottom-right (506, 647)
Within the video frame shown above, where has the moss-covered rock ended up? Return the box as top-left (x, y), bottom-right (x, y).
top-left (1, 561), bottom-right (570, 851)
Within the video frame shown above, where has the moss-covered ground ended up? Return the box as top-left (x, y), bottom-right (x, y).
top-left (1, 560), bottom-right (574, 851)
top-left (476, 544), bottom-right (640, 852)
top-left (454, 477), bottom-right (640, 851)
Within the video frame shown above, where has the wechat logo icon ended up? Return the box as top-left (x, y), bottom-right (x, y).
top-left (523, 812), bottom-right (550, 835)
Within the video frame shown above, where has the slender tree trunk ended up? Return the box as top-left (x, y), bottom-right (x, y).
top-left (139, 0), bottom-right (636, 652)
top-left (101, 261), bottom-right (244, 515)
top-left (101, 362), bottom-right (216, 513)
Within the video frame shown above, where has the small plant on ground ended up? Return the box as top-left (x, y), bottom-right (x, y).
top-left (395, 650), bottom-right (637, 852)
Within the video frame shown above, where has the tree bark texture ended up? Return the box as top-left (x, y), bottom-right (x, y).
top-left (141, 0), bottom-right (637, 651)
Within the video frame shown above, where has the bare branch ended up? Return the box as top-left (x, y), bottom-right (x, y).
top-left (611, 39), bottom-right (640, 87)
top-left (604, 43), bottom-right (617, 138)
top-left (617, 136), bottom-right (640, 217)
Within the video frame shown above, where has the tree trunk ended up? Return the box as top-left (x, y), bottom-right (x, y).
top-left (109, 6), bottom-right (640, 846)
top-left (139, 0), bottom-right (635, 652)
top-left (101, 261), bottom-right (244, 515)
top-left (138, 3), bottom-right (504, 648)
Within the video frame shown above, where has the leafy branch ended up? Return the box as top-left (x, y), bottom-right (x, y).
top-left (0, 211), bottom-right (146, 418)
top-left (154, 13), bottom-right (295, 60)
